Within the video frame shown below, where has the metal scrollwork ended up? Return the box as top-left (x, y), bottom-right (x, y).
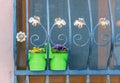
top-left (115, 20), bottom-right (120, 46)
top-left (50, 17), bottom-right (67, 45)
top-left (28, 16), bottom-right (111, 47)
top-left (93, 18), bottom-right (111, 46)
top-left (73, 18), bottom-right (90, 47)
top-left (115, 33), bottom-right (120, 46)
top-left (29, 16), bottom-right (47, 46)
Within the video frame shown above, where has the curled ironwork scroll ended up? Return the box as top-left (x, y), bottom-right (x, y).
top-left (115, 33), bottom-right (120, 46)
top-left (73, 18), bottom-right (90, 47)
top-left (93, 18), bottom-right (111, 46)
top-left (49, 18), bottom-right (67, 45)
top-left (115, 20), bottom-right (120, 46)
top-left (29, 16), bottom-right (47, 47)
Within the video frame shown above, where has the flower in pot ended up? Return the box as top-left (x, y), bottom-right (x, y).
top-left (28, 46), bottom-right (47, 71)
top-left (49, 44), bottom-right (68, 70)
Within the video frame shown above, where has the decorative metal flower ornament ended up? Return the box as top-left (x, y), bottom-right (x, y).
top-left (29, 16), bottom-right (40, 27)
top-left (55, 18), bottom-right (66, 28)
top-left (16, 31), bottom-right (27, 42)
top-left (98, 18), bottom-right (110, 29)
top-left (116, 20), bottom-right (120, 27)
top-left (74, 18), bottom-right (86, 29)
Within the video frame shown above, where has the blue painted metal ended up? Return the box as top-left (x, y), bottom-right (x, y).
top-left (107, 68), bottom-right (110, 83)
top-left (46, 75), bottom-right (49, 83)
top-left (49, 23), bottom-right (68, 45)
top-left (15, 69), bottom-right (120, 76)
top-left (93, 24), bottom-right (111, 46)
top-left (13, 0), bottom-right (17, 83)
top-left (14, 0), bottom-right (120, 83)
top-left (26, 0), bottom-right (29, 83)
top-left (86, 75), bottom-right (90, 83)
top-left (86, 68), bottom-right (90, 83)
top-left (67, 0), bottom-right (72, 51)
top-left (107, 67), bottom-right (110, 83)
top-left (107, 75), bottom-right (110, 83)
top-left (87, 0), bottom-right (93, 82)
top-left (46, 0), bottom-right (50, 82)
top-left (30, 24), bottom-right (47, 46)
top-left (66, 75), bottom-right (69, 83)
top-left (67, 0), bottom-right (72, 82)
top-left (107, 0), bottom-right (115, 66)
top-left (46, 0), bottom-right (50, 70)
top-left (26, 0), bottom-right (29, 68)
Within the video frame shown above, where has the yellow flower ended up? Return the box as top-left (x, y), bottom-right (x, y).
top-left (29, 46), bottom-right (45, 53)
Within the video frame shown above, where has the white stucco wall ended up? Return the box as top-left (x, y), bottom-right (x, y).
top-left (0, 0), bottom-right (14, 83)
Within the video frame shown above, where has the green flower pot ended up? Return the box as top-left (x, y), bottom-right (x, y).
top-left (28, 53), bottom-right (46, 71)
top-left (48, 44), bottom-right (68, 70)
top-left (50, 53), bottom-right (68, 70)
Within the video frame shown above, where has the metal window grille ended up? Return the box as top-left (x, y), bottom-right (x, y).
top-left (13, 0), bottom-right (120, 83)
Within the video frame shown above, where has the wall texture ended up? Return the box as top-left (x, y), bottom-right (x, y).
top-left (0, 0), bottom-right (14, 83)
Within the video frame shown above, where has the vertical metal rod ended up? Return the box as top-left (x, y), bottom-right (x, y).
top-left (67, 0), bottom-right (72, 50)
top-left (67, 0), bottom-right (72, 82)
top-left (86, 75), bottom-right (90, 83)
top-left (26, 76), bottom-right (29, 83)
top-left (46, 0), bottom-right (50, 82)
top-left (88, 0), bottom-right (93, 57)
top-left (107, 67), bottom-right (110, 83)
top-left (106, 0), bottom-right (114, 82)
top-left (26, 0), bottom-right (29, 82)
top-left (87, 0), bottom-right (94, 83)
top-left (14, 75), bottom-right (17, 83)
top-left (46, 0), bottom-right (50, 37)
top-left (13, 0), bottom-right (17, 82)
top-left (107, 0), bottom-right (115, 67)
top-left (107, 75), bottom-right (110, 83)
top-left (66, 75), bottom-right (69, 83)
top-left (46, 75), bottom-right (49, 83)
top-left (86, 68), bottom-right (90, 83)
top-left (107, 0), bottom-right (114, 82)
top-left (88, 0), bottom-right (93, 33)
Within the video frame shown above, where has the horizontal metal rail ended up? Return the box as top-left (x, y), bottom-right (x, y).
top-left (15, 69), bottom-right (120, 76)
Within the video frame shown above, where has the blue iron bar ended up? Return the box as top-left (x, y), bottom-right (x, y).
top-left (15, 70), bottom-right (120, 76)
top-left (107, 0), bottom-right (114, 82)
top-left (46, 0), bottom-right (50, 36)
top-left (87, 0), bottom-right (93, 64)
top-left (26, 76), bottom-right (29, 83)
top-left (107, 0), bottom-right (115, 66)
top-left (46, 0), bottom-right (50, 83)
top-left (67, 0), bottom-right (72, 82)
top-left (46, 75), bottom-right (49, 83)
top-left (67, 0), bottom-right (72, 51)
top-left (66, 75), bottom-right (69, 83)
top-left (87, 0), bottom-right (93, 82)
top-left (26, 0), bottom-right (29, 83)
top-left (26, 0), bottom-right (29, 69)
top-left (46, 0), bottom-right (50, 70)
top-left (107, 75), bottom-right (110, 83)
top-left (13, 0), bottom-right (17, 71)
top-left (13, 0), bottom-right (17, 82)
top-left (106, 67), bottom-right (110, 83)
top-left (86, 68), bottom-right (90, 83)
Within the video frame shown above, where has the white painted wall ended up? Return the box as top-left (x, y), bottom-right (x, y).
top-left (0, 0), bottom-right (14, 83)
